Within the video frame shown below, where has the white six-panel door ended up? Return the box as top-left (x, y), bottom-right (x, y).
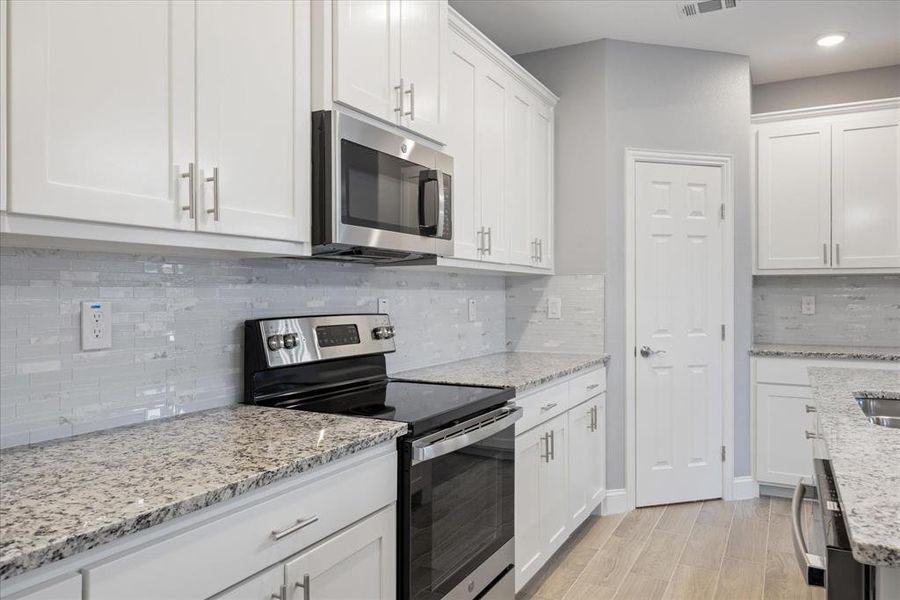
top-left (196, 0), bottom-right (310, 241)
top-left (9, 0), bottom-right (195, 230)
top-left (635, 161), bottom-right (724, 507)
top-left (757, 122), bottom-right (832, 270)
top-left (831, 111), bottom-right (900, 269)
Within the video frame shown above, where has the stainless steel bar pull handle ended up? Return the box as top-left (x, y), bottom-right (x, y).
top-left (836, 243), bottom-right (840, 265)
top-left (205, 167), bottom-right (220, 221)
top-left (295, 574), bottom-right (311, 600)
top-left (540, 402), bottom-right (558, 412)
top-left (805, 431), bottom-right (821, 440)
top-left (406, 82), bottom-right (415, 120)
top-left (549, 429), bottom-right (555, 460)
top-left (271, 515), bottom-right (319, 540)
top-left (823, 243), bottom-right (828, 265)
top-left (394, 78), bottom-right (405, 115)
top-left (477, 227), bottom-right (485, 254)
top-left (805, 405), bottom-right (817, 413)
top-left (271, 584), bottom-right (287, 600)
top-left (485, 227), bottom-right (492, 255)
top-left (180, 162), bottom-right (195, 219)
top-left (540, 433), bottom-right (550, 463)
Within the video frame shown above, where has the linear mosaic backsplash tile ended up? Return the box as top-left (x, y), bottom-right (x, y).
top-left (753, 275), bottom-right (900, 348)
top-left (0, 247), bottom-right (506, 448)
top-left (506, 274), bottom-right (604, 354)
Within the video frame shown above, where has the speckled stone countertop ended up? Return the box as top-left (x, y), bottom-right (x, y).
top-left (750, 344), bottom-right (900, 362)
top-left (0, 406), bottom-right (406, 580)
top-left (808, 367), bottom-right (900, 567)
top-left (394, 352), bottom-right (609, 393)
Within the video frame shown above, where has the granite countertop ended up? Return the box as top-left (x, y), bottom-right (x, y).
top-left (0, 406), bottom-right (406, 581)
top-left (807, 367), bottom-right (900, 567)
top-left (750, 344), bottom-right (900, 362)
top-left (394, 351), bottom-right (610, 393)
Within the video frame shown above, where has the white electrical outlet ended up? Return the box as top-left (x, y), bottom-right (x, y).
top-left (378, 298), bottom-right (389, 314)
top-left (81, 301), bottom-right (112, 351)
top-left (468, 298), bottom-right (477, 322)
top-left (801, 295), bottom-right (816, 315)
top-left (548, 296), bottom-right (562, 320)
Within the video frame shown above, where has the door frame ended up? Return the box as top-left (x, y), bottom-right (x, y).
top-left (624, 148), bottom-right (736, 510)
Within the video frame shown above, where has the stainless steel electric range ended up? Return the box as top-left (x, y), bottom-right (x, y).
top-left (244, 314), bottom-right (520, 600)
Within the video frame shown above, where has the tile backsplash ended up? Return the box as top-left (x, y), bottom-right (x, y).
top-left (506, 274), bottom-right (604, 354)
top-left (0, 247), bottom-right (506, 447)
top-left (753, 275), bottom-right (900, 347)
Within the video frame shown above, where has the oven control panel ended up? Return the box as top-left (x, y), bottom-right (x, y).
top-left (257, 314), bottom-right (396, 367)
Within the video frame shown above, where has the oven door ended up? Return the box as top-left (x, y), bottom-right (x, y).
top-left (331, 111), bottom-right (453, 256)
top-left (401, 405), bottom-right (522, 600)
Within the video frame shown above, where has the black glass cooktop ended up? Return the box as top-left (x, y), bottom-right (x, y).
top-left (264, 379), bottom-right (514, 437)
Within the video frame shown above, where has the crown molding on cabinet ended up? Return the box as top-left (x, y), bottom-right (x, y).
top-left (751, 97), bottom-right (900, 124)
top-left (448, 7), bottom-right (558, 107)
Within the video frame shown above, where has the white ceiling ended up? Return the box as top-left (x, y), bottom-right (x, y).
top-left (449, 0), bottom-right (900, 84)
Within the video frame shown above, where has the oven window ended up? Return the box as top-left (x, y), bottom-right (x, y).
top-left (340, 140), bottom-right (438, 236)
top-left (406, 427), bottom-right (514, 600)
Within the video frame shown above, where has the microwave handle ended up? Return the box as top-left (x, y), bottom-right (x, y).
top-left (417, 170), bottom-right (438, 234)
top-left (791, 479), bottom-right (826, 587)
top-left (435, 171), bottom-right (446, 239)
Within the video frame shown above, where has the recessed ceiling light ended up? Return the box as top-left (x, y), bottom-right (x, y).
top-left (816, 33), bottom-right (847, 48)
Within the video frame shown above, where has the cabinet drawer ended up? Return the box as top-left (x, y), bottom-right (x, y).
top-left (515, 382), bottom-right (568, 434)
top-left (755, 358), bottom-right (814, 386)
top-left (568, 369), bottom-right (606, 407)
top-left (85, 451), bottom-right (396, 600)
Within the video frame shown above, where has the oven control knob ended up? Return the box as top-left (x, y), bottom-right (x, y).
top-left (266, 335), bottom-right (284, 351)
top-left (282, 333), bottom-right (298, 349)
top-left (372, 326), bottom-right (395, 340)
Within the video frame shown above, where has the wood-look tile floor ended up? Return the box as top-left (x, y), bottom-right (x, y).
top-left (517, 497), bottom-right (826, 600)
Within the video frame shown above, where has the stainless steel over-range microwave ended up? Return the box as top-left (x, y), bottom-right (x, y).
top-left (311, 110), bottom-right (453, 263)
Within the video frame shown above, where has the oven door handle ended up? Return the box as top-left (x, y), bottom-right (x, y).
top-left (791, 478), bottom-right (826, 587)
top-left (411, 405), bottom-right (523, 465)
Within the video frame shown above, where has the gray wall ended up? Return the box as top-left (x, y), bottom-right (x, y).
top-left (0, 247), bottom-right (507, 448)
top-left (754, 275), bottom-right (900, 348)
top-left (752, 65), bottom-right (900, 114)
top-left (518, 39), bottom-right (753, 488)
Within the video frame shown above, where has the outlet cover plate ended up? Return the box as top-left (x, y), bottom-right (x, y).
top-left (81, 301), bottom-right (112, 351)
top-left (548, 296), bottom-right (562, 320)
top-left (801, 295), bottom-right (816, 315)
top-left (468, 298), bottom-right (477, 322)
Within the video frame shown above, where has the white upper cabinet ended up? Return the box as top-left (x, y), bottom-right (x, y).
top-left (7, 0), bottom-right (311, 249)
top-left (9, 0), bottom-right (195, 231)
top-left (831, 111), bottom-right (900, 269)
top-left (196, 0), bottom-right (310, 241)
top-left (754, 102), bottom-right (900, 274)
top-left (756, 122), bottom-right (832, 270)
top-left (443, 10), bottom-right (556, 272)
top-left (332, 0), bottom-right (447, 143)
top-left (332, 0), bottom-right (398, 125)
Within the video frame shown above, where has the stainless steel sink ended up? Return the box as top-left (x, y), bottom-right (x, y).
top-left (855, 392), bottom-right (900, 428)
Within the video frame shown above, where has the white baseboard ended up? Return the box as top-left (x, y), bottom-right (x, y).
top-left (601, 489), bottom-right (628, 515)
top-left (732, 476), bottom-right (759, 500)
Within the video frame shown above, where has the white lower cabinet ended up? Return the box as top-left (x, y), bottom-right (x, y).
top-left (215, 505), bottom-right (396, 600)
top-left (3, 574), bottom-right (81, 600)
top-left (754, 357), bottom-right (900, 488)
top-left (514, 368), bottom-right (606, 593)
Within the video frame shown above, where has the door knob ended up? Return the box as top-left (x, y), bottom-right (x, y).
top-left (639, 346), bottom-right (666, 358)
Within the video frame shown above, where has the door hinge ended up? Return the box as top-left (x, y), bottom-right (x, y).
top-left (721, 445), bottom-right (726, 462)
top-left (721, 324), bottom-right (726, 341)
top-left (720, 203), bottom-right (725, 220)
top-left (634, 345), bottom-right (637, 357)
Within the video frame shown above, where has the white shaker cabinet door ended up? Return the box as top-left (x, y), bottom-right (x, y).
top-left (332, 0), bottom-right (399, 124)
top-left (445, 32), bottom-right (481, 261)
top-left (831, 110), bottom-right (900, 269)
top-left (398, 0), bottom-right (448, 142)
top-left (756, 383), bottom-right (815, 486)
top-left (529, 102), bottom-right (554, 269)
top-left (284, 505), bottom-right (396, 600)
top-left (567, 400), bottom-right (593, 529)
top-left (756, 122), bottom-right (832, 270)
top-left (514, 425), bottom-right (544, 592)
top-left (588, 393), bottom-right (606, 509)
top-left (540, 413), bottom-right (568, 557)
top-left (476, 62), bottom-right (509, 264)
top-left (196, 0), bottom-right (310, 242)
top-left (506, 86), bottom-right (534, 267)
top-left (8, 0), bottom-right (195, 230)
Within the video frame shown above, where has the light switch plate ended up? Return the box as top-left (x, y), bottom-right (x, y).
top-left (81, 301), bottom-right (112, 351)
top-left (801, 295), bottom-right (816, 315)
top-left (468, 298), bottom-right (477, 322)
top-left (378, 298), bottom-right (389, 314)
top-left (548, 296), bottom-right (562, 320)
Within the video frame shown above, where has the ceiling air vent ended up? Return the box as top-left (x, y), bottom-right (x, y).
top-left (676, 0), bottom-right (740, 19)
